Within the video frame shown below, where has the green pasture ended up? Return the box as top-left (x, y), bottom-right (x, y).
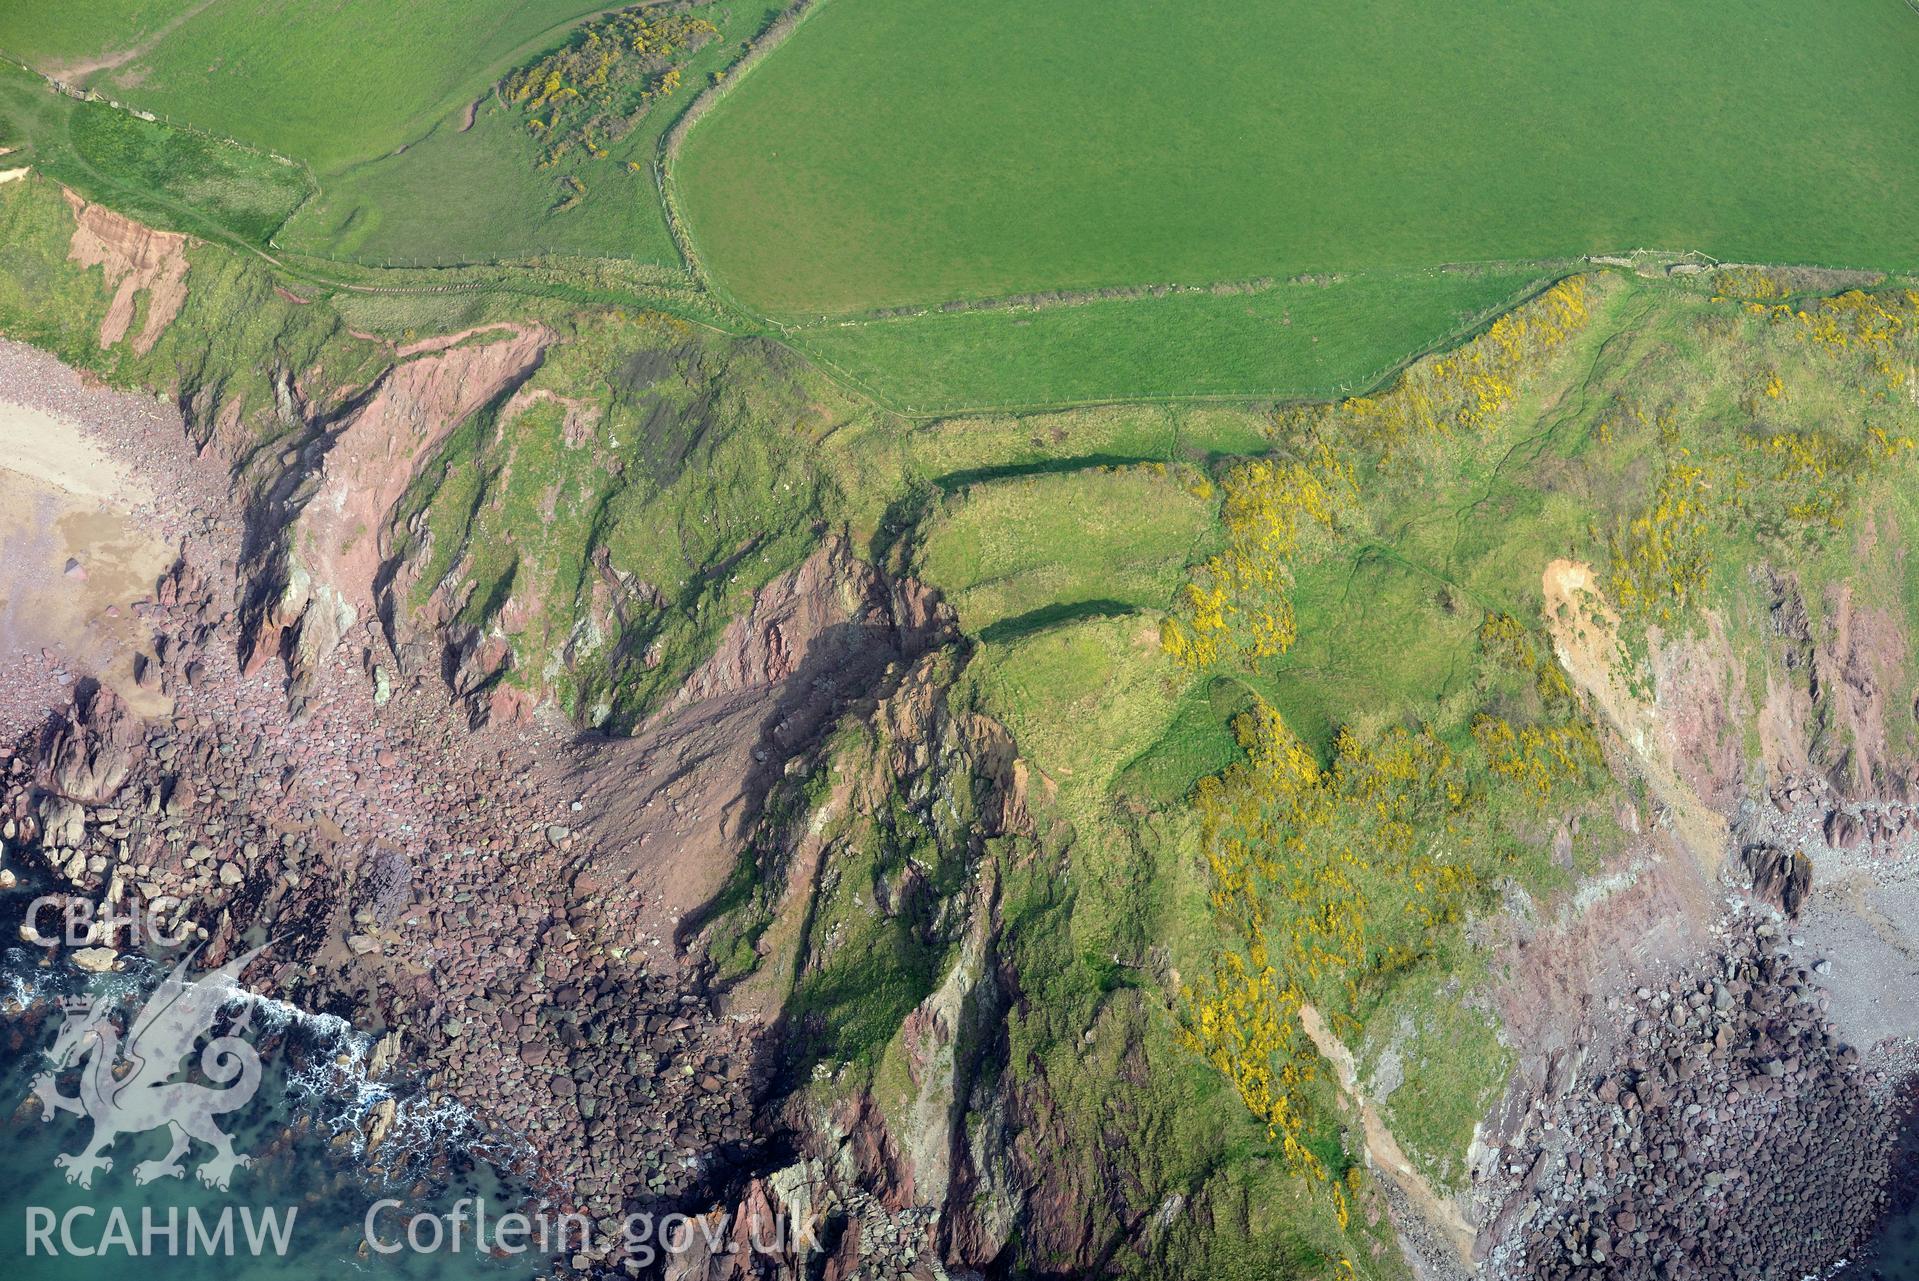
top-left (0, 0), bottom-right (612, 170)
top-left (787, 267), bottom-right (1552, 412)
top-left (677, 0), bottom-right (1919, 318)
top-left (0, 0), bottom-right (181, 68)
top-left (18, 0), bottom-right (1919, 411)
top-left (0, 60), bottom-right (309, 246)
top-left (278, 1), bottom-right (785, 269)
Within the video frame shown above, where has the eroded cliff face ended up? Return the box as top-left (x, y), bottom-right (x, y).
top-left (234, 324), bottom-right (550, 709)
top-left (656, 655), bottom-right (1024, 1280)
top-left (1467, 561), bottom-right (1919, 1280)
top-left (11, 179), bottom-right (1919, 1281)
top-left (1760, 569), bottom-right (1919, 813)
top-left (0, 478), bottom-right (1090, 1278)
top-left (5, 187), bottom-right (1166, 1274)
top-left (61, 189), bottom-right (189, 355)
top-left (15, 178), bottom-right (839, 742)
top-left (648, 646), bottom-right (1133, 1281)
top-left (565, 535), bottom-right (956, 933)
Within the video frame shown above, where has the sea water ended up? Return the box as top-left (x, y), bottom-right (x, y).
top-left (1862, 1163), bottom-right (1919, 1280)
top-left (0, 888), bottom-right (554, 1281)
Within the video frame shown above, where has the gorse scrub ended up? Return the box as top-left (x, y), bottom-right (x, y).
top-left (505, 6), bottom-right (720, 199)
top-left (1163, 276), bottom-right (1595, 674)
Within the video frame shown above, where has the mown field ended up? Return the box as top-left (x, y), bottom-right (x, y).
top-left (677, 0), bottom-right (1919, 318)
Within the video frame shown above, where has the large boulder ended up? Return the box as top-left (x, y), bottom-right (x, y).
top-left (1741, 845), bottom-right (1812, 917)
top-left (36, 684), bottom-right (145, 806)
top-left (1823, 809), bottom-right (1863, 850)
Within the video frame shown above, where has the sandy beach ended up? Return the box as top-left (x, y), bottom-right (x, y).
top-left (0, 340), bottom-right (215, 726)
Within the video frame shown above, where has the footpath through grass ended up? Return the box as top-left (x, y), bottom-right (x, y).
top-left (0, 60), bottom-right (309, 248)
top-left (0, 0), bottom-right (613, 171)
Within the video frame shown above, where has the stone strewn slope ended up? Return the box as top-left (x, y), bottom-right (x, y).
top-left (1481, 922), bottom-right (1898, 1279)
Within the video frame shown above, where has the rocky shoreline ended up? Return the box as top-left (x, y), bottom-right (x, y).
top-left (1464, 772), bottom-right (1919, 1281)
top-left (0, 344), bottom-right (769, 1266)
top-left (0, 329), bottom-right (1016, 1279)
top-left (1478, 917), bottom-right (1906, 1279)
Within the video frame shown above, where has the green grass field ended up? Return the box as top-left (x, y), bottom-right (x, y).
top-left (788, 267), bottom-right (1552, 412)
top-left (0, 1), bottom-right (612, 170)
top-left (677, 0), bottom-right (1919, 318)
top-left (0, 60), bottom-right (309, 246)
top-left (277, 1), bottom-right (785, 269)
top-left (0, 0), bottom-right (184, 68)
top-left (0, 1), bottom-right (782, 277)
top-left (16, 0), bottom-right (1916, 410)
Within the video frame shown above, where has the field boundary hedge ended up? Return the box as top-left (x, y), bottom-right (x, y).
top-left (657, 0), bottom-right (825, 299)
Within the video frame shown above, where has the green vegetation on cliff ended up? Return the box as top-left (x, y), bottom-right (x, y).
top-left (918, 465), bottom-right (1216, 639)
top-left (1157, 264), bottom-right (1919, 1203)
top-left (8, 134), bottom-right (1919, 1280)
top-left (0, 172), bottom-right (380, 435)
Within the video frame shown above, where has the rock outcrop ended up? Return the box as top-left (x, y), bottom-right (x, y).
top-left (35, 682), bottom-right (144, 805)
top-left (565, 535), bottom-right (953, 926)
top-left (1761, 569), bottom-right (1919, 806)
top-left (237, 325), bottom-right (548, 704)
top-left (1740, 844), bottom-right (1812, 918)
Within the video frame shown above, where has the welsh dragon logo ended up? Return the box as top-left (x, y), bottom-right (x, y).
top-left (30, 944), bottom-right (268, 1191)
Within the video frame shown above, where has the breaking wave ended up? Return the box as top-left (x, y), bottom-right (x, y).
top-left (3, 942), bottom-right (532, 1190)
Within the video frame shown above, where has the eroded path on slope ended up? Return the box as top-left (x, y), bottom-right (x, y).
top-left (1541, 559), bottom-right (1729, 875)
top-left (1299, 1002), bottom-right (1476, 1275)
